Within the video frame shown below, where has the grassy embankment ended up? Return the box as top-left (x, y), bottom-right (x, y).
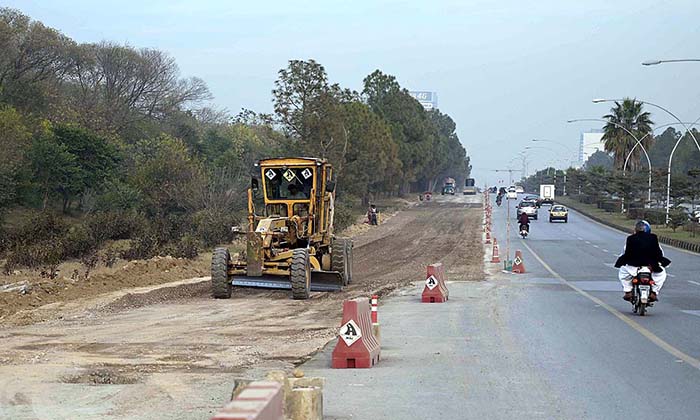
top-left (557, 196), bottom-right (700, 246)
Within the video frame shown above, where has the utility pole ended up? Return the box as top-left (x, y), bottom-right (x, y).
top-left (492, 168), bottom-right (520, 269)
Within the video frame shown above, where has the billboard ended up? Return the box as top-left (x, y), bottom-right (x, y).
top-left (409, 91), bottom-right (438, 110)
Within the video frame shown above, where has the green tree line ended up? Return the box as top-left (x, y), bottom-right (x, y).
top-left (0, 8), bottom-right (471, 270)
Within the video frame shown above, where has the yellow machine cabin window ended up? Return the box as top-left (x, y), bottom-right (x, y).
top-left (263, 167), bottom-right (314, 200)
top-left (265, 203), bottom-right (288, 217)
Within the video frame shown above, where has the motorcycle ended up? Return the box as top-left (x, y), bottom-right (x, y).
top-left (496, 196), bottom-right (502, 206)
top-left (519, 223), bottom-right (529, 239)
top-left (631, 266), bottom-right (655, 316)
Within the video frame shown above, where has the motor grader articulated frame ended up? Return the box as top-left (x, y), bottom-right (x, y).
top-left (212, 157), bottom-right (353, 300)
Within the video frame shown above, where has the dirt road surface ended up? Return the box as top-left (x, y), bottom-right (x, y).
top-left (0, 194), bottom-right (483, 419)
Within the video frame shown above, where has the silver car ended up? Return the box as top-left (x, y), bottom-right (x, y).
top-left (517, 200), bottom-right (538, 220)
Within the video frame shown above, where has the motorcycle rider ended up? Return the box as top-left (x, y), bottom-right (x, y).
top-left (614, 220), bottom-right (671, 302)
top-left (518, 211), bottom-right (530, 233)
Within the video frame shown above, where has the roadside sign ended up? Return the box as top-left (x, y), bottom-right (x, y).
top-left (265, 169), bottom-right (276, 180)
top-left (339, 319), bottom-right (362, 346)
top-left (301, 168), bottom-right (312, 179)
top-left (425, 275), bottom-right (438, 290)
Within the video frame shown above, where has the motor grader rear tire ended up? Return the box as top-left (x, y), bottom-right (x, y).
top-left (211, 247), bottom-right (231, 298)
top-left (332, 238), bottom-right (349, 286)
top-left (290, 249), bottom-right (311, 300)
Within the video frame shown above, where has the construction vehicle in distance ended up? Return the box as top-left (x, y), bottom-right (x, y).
top-left (442, 177), bottom-right (456, 195)
top-left (463, 178), bottom-right (477, 195)
top-left (212, 157), bottom-right (353, 300)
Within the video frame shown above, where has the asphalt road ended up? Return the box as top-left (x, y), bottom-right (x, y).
top-left (304, 193), bottom-right (700, 420)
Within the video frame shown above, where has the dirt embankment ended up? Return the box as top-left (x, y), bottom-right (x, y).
top-left (0, 255), bottom-right (211, 325)
top-left (0, 195), bottom-right (483, 420)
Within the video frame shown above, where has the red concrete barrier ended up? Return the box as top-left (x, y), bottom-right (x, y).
top-left (332, 298), bottom-right (381, 368)
top-left (491, 238), bottom-right (501, 263)
top-left (421, 263), bottom-right (449, 303)
top-left (211, 381), bottom-right (283, 420)
top-left (485, 226), bottom-right (492, 244)
top-left (512, 249), bottom-right (526, 274)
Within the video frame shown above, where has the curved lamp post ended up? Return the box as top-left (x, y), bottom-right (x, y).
top-left (592, 99), bottom-right (700, 224)
top-left (568, 118), bottom-right (653, 209)
top-left (642, 59), bottom-right (700, 66)
top-left (531, 139), bottom-right (579, 167)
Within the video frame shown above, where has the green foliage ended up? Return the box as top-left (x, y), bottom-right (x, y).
top-left (585, 150), bottom-right (613, 170)
top-left (602, 98), bottom-right (653, 170)
top-left (0, 105), bottom-right (31, 213)
top-left (1, 8), bottom-right (475, 265)
top-left (668, 208), bottom-right (687, 232)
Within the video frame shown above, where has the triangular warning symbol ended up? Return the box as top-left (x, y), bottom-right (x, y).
top-left (425, 275), bottom-right (438, 290)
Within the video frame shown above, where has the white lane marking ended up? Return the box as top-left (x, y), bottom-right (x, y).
top-left (681, 310), bottom-right (700, 318)
top-left (668, 273), bottom-right (676, 278)
top-left (592, 244), bottom-right (600, 249)
top-left (520, 240), bottom-right (700, 370)
top-left (602, 249), bottom-right (610, 253)
top-left (585, 240), bottom-right (591, 244)
top-left (689, 280), bottom-right (700, 286)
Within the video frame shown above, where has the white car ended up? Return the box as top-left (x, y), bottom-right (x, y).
top-left (506, 190), bottom-right (517, 200)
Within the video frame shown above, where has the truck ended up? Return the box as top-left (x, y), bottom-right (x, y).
top-left (540, 184), bottom-right (555, 205)
top-left (463, 178), bottom-right (477, 195)
top-left (442, 177), bottom-right (456, 195)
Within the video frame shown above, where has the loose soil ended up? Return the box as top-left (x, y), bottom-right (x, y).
top-left (0, 194), bottom-right (483, 420)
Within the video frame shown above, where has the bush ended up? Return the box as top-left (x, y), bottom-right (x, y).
top-left (5, 240), bottom-right (64, 271)
top-left (121, 233), bottom-right (160, 260)
top-left (334, 202), bottom-right (356, 232)
top-left (164, 234), bottom-right (200, 259)
top-left (192, 209), bottom-right (237, 247)
top-left (9, 211), bottom-right (67, 246)
top-left (600, 200), bottom-right (622, 213)
top-left (62, 224), bottom-right (98, 259)
top-left (85, 211), bottom-right (146, 243)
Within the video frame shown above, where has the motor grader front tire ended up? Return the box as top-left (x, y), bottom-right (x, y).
top-left (211, 247), bottom-right (232, 298)
top-left (290, 249), bottom-right (311, 300)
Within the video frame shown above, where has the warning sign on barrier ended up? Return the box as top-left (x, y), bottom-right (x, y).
top-left (339, 319), bottom-right (362, 346)
top-left (514, 256), bottom-right (522, 266)
top-left (425, 275), bottom-right (438, 290)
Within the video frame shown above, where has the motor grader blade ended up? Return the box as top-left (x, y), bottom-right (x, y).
top-left (231, 270), bottom-right (343, 292)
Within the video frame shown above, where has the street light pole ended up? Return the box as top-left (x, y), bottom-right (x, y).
top-left (493, 167), bottom-right (521, 270)
top-left (642, 59), bottom-right (700, 66)
top-left (568, 117), bottom-right (653, 210)
top-left (592, 99), bottom-right (700, 224)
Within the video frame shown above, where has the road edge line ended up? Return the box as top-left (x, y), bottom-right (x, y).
top-left (519, 239), bottom-right (700, 370)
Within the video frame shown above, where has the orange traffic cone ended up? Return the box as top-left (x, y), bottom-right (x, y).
top-left (512, 249), bottom-right (526, 273)
top-left (491, 238), bottom-right (501, 263)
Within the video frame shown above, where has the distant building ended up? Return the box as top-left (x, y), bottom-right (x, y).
top-left (579, 130), bottom-right (605, 165)
top-left (409, 91), bottom-right (438, 110)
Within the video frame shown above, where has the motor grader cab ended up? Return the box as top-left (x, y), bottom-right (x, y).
top-left (212, 157), bottom-right (353, 300)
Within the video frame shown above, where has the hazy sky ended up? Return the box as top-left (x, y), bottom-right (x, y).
top-left (6, 0), bottom-right (700, 185)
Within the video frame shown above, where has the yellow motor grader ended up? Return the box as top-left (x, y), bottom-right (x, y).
top-left (212, 157), bottom-right (353, 300)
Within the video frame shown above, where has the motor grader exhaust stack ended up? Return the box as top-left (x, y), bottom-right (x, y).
top-left (211, 157), bottom-right (353, 300)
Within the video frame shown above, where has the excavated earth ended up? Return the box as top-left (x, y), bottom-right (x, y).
top-left (0, 194), bottom-right (483, 419)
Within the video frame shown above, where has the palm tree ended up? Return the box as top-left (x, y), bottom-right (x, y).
top-left (602, 98), bottom-right (654, 171)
